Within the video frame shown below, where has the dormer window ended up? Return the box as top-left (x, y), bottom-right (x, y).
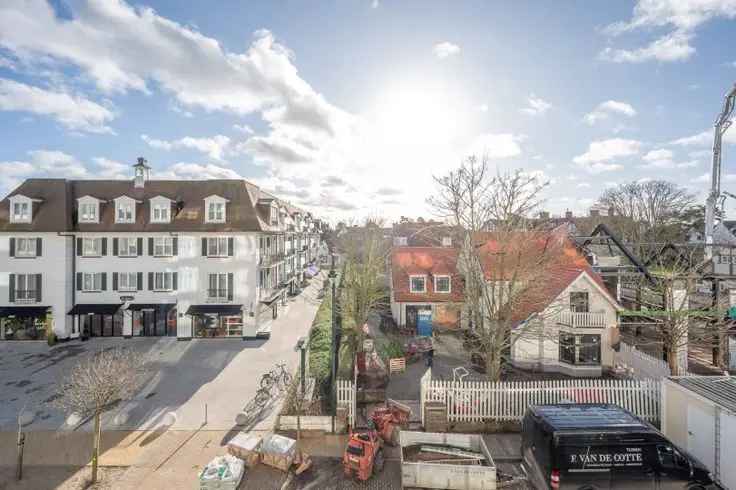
top-left (204, 195), bottom-right (228, 223)
top-left (150, 196), bottom-right (172, 223)
top-left (79, 202), bottom-right (98, 223)
top-left (114, 196), bottom-right (137, 224)
top-left (270, 204), bottom-right (279, 226)
top-left (12, 202), bottom-right (30, 222)
top-left (9, 195), bottom-right (34, 223)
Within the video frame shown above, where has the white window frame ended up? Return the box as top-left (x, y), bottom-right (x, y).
top-left (81, 238), bottom-right (102, 257)
top-left (150, 196), bottom-right (172, 223)
top-left (409, 275), bottom-right (427, 293)
top-left (434, 275), bottom-right (451, 293)
top-left (82, 272), bottom-right (103, 292)
top-left (11, 201), bottom-right (31, 223)
top-left (208, 273), bottom-right (229, 299)
top-left (118, 272), bottom-right (137, 291)
top-left (15, 237), bottom-right (37, 258)
top-left (207, 202), bottom-right (225, 223)
top-left (442, 236), bottom-right (452, 247)
top-left (78, 199), bottom-right (99, 223)
top-left (15, 274), bottom-right (37, 301)
top-left (270, 205), bottom-right (279, 226)
top-left (153, 237), bottom-right (174, 257)
top-left (207, 237), bottom-right (229, 257)
top-left (118, 237), bottom-right (137, 257)
top-left (394, 236), bottom-right (408, 246)
top-left (115, 201), bottom-right (134, 223)
top-left (154, 272), bottom-right (174, 291)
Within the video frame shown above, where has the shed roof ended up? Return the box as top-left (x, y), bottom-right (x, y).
top-left (668, 376), bottom-right (736, 413)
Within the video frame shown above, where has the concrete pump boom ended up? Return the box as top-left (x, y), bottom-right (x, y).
top-left (705, 83), bottom-right (736, 259)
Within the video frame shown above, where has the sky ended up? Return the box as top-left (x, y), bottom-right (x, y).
top-left (0, 0), bottom-right (735, 223)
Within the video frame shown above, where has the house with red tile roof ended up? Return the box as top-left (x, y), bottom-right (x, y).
top-left (389, 247), bottom-right (464, 332)
top-left (475, 227), bottom-right (622, 377)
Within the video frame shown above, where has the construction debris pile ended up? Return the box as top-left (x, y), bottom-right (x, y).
top-left (402, 444), bottom-right (492, 467)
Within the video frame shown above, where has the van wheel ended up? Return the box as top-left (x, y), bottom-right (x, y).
top-left (373, 449), bottom-right (385, 474)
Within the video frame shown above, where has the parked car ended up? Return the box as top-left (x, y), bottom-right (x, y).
top-left (521, 404), bottom-right (716, 489)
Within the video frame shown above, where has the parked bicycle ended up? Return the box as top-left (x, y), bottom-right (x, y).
top-left (259, 363), bottom-right (293, 392)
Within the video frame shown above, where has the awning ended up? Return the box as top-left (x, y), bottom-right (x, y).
top-left (125, 303), bottom-right (176, 312)
top-left (0, 306), bottom-right (50, 318)
top-left (185, 305), bottom-right (243, 316)
top-left (68, 304), bottom-right (122, 315)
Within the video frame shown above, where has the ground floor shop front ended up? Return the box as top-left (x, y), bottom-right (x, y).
top-left (0, 306), bottom-right (51, 340)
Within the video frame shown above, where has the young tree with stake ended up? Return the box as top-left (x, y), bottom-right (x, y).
top-left (53, 347), bottom-right (148, 484)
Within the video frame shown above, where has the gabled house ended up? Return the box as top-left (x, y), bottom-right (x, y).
top-left (389, 247), bottom-right (464, 333)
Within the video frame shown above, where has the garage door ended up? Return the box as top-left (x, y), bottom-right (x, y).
top-left (687, 403), bottom-right (714, 470)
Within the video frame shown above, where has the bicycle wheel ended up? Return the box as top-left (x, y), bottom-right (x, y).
top-left (260, 374), bottom-right (274, 390)
top-left (254, 389), bottom-right (270, 406)
top-left (281, 371), bottom-right (293, 387)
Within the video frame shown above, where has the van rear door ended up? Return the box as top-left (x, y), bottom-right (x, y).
top-left (556, 442), bottom-right (657, 489)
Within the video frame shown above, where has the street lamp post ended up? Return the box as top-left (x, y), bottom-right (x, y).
top-left (328, 253), bottom-right (338, 416)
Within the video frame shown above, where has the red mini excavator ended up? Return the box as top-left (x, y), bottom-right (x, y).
top-left (369, 399), bottom-right (411, 446)
top-left (342, 428), bottom-right (384, 481)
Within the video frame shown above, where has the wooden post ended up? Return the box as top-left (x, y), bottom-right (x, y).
top-left (91, 410), bottom-right (101, 483)
top-left (16, 422), bottom-right (24, 480)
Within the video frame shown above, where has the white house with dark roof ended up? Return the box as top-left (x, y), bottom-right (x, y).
top-left (0, 158), bottom-right (326, 342)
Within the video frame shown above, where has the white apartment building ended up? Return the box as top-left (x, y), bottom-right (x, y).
top-left (0, 159), bottom-right (326, 341)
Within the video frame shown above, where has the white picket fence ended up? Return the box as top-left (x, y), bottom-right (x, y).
top-left (420, 371), bottom-right (661, 424)
top-left (336, 379), bottom-right (356, 427)
top-left (615, 342), bottom-right (672, 379)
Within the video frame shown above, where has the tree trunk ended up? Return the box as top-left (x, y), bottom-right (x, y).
top-left (485, 346), bottom-right (503, 382)
top-left (91, 410), bottom-right (101, 483)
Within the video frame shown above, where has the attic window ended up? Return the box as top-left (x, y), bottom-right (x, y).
top-left (11, 201), bottom-right (30, 223)
top-left (116, 201), bottom-right (134, 223)
top-left (270, 205), bottom-right (279, 226)
top-left (410, 275), bottom-right (426, 293)
top-left (79, 202), bottom-right (98, 223)
top-left (152, 203), bottom-right (170, 223)
top-left (207, 202), bottom-right (225, 223)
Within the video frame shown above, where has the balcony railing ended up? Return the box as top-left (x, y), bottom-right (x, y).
top-left (13, 290), bottom-right (38, 304)
top-left (259, 252), bottom-right (285, 267)
top-left (557, 310), bottom-right (608, 328)
top-left (206, 289), bottom-right (231, 302)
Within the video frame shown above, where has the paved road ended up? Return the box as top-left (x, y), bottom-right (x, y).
top-left (0, 272), bottom-right (325, 433)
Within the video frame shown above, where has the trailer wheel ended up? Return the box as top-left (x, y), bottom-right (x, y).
top-left (373, 449), bottom-right (385, 475)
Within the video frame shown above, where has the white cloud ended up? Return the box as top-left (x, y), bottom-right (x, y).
top-left (92, 157), bottom-right (129, 179)
top-left (584, 100), bottom-right (637, 125)
top-left (233, 124), bottom-right (254, 134)
top-left (695, 173), bottom-right (710, 183)
top-left (641, 148), bottom-right (678, 167)
top-left (477, 103), bottom-right (489, 113)
top-left (156, 162), bottom-right (241, 180)
top-left (573, 138), bottom-right (641, 171)
top-left (467, 133), bottom-right (524, 159)
top-left (433, 41), bottom-right (460, 59)
top-left (141, 134), bottom-right (232, 160)
top-left (600, 0), bottom-right (736, 63)
top-left (0, 78), bottom-right (114, 133)
top-left (576, 182), bottom-right (591, 188)
top-left (520, 94), bottom-right (551, 116)
top-left (371, 0), bottom-right (380, 8)
top-left (27, 150), bottom-right (88, 178)
top-left (670, 130), bottom-right (711, 146)
top-left (676, 160), bottom-right (699, 168)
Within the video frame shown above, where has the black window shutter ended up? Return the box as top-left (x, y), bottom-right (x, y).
top-left (148, 272), bottom-right (154, 290)
top-left (76, 238), bottom-right (82, 256)
top-left (173, 237), bottom-right (178, 256)
top-left (148, 237), bottom-right (154, 255)
top-left (173, 272), bottom-right (178, 291)
top-left (227, 273), bottom-right (234, 301)
top-left (112, 272), bottom-right (118, 291)
top-left (137, 272), bottom-right (143, 291)
top-left (101, 238), bottom-right (107, 256)
top-left (36, 238), bottom-right (42, 257)
top-left (8, 273), bottom-right (15, 302)
top-left (9, 238), bottom-right (14, 257)
top-left (113, 238), bottom-right (119, 256)
top-left (76, 272), bottom-right (82, 291)
top-left (201, 238), bottom-right (207, 256)
top-left (228, 237), bottom-right (234, 257)
top-left (101, 273), bottom-right (107, 291)
top-left (36, 274), bottom-right (42, 302)
top-left (137, 237), bottom-right (143, 256)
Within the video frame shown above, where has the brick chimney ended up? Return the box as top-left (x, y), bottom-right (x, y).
top-left (565, 210), bottom-right (573, 220)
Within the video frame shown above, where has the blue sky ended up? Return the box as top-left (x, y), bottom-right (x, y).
top-left (0, 0), bottom-right (735, 222)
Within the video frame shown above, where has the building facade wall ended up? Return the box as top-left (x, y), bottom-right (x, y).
top-left (0, 232), bottom-right (74, 339)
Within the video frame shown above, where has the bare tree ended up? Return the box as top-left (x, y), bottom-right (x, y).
top-left (337, 218), bottom-right (391, 350)
top-left (596, 180), bottom-right (696, 246)
top-left (429, 156), bottom-right (567, 381)
top-left (53, 348), bottom-right (149, 484)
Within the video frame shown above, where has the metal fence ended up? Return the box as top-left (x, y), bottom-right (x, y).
top-left (420, 370), bottom-right (661, 424)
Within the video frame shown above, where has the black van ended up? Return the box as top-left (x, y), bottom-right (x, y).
top-left (521, 404), bottom-right (716, 489)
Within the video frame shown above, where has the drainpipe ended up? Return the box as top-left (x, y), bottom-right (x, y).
top-left (57, 232), bottom-right (76, 340)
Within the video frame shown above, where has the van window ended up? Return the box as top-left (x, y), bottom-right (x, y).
top-left (656, 445), bottom-right (689, 471)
